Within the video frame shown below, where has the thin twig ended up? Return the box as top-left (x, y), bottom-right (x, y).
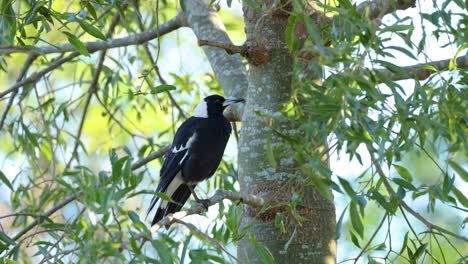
top-left (133, 4), bottom-right (187, 119)
top-left (0, 53), bottom-right (37, 130)
top-left (399, 205), bottom-right (441, 264)
top-left (354, 213), bottom-right (388, 263)
top-left (33, 83), bottom-right (57, 186)
top-left (65, 92), bottom-right (93, 168)
top-left (173, 218), bottom-right (238, 261)
top-left (94, 93), bottom-right (145, 138)
top-left (0, 213), bottom-right (44, 220)
top-left (400, 202), bottom-right (467, 242)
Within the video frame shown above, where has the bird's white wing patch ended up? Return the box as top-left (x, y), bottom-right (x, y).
top-left (172, 133), bottom-right (197, 153)
top-left (155, 172), bottom-right (184, 210)
top-left (179, 151), bottom-right (190, 165)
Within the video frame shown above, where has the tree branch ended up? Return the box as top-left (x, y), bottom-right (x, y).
top-left (354, 213), bottom-right (388, 263)
top-left (11, 193), bottom-right (80, 241)
top-left (0, 14), bottom-right (185, 56)
top-left (131, 145), bottom-right (171, 170)
top-left (198, 39), bottom-right (269, 67)
top-left (0, 53), bottom-right (81, 99)
top-left (373, 53), bottom-right (468, 81)
top-left (357, 0), bottom-right (416, 22)
top-left (149, 189), bottom-right (264, 234)
top-left (184, 0), bottom-right (248, 121)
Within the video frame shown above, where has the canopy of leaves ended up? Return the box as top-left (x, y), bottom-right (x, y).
top-left (0, 0), bottom-right (466, 263)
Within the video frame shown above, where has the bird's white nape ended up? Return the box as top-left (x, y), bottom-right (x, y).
top-left (193, 100), bottom-right (208, 118)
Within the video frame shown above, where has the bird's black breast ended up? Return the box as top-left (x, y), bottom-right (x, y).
top-left (181, 116), bottom-right (231, 183)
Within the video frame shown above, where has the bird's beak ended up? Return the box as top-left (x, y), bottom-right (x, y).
top-left (223, 97), bottom-right (245, 107)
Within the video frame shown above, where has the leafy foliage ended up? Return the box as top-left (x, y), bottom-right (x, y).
top-left (0, 0), bottom-right (466, 263)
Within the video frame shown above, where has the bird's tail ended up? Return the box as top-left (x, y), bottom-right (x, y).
top-left (146, 181), bottom-right (193, 226)
top-left (151, 184), bottom-right (192, 226)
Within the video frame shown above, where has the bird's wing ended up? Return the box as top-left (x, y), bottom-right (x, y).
top-left (146, 118), bottom-right (199, 224)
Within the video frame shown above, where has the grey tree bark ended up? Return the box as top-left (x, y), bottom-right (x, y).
top-left (236, 6), bottom-right (337, 264)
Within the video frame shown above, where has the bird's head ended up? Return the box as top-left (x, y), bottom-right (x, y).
top-left (193, 94), bottom-right (245, 118)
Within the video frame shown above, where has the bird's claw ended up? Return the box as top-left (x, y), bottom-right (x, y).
top-left (197, 199), bottom-right (210, 209)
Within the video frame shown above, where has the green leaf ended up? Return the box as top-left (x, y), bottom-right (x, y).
top-left (452, 186), bottom-right (468, 207)
top-left (375, 60), bottom-right (405, 74)
top-left (0, 170), bottom-right (13, 191)
top-left (380, 24), bottom-right (413, 34)
top-left (448, 160), bottom-right (468, 182)
top-left (443, 173), bottom-right (455, 196)
top-left (77, 20), bottom-right (106, 40)
top-left (179, 0), bottom-right (186, 11)
top-left (243, 0), bottom-right (261, 11)
top-left (412, 243), bottom-right (427, 261)
top-left (393, 164), bottom-right (413, 182)
top-left (338, 176), bottom-right (356, 198)
top-left (350, 231), bottom-right (360, 248)
top-left (274, 213), bottom-right (286, 234)
top-left (189, 249), bottom-right (224, 263)
top-left (392, 178), bottom-right (417, 191)
top-left (450, 43), bottom-right (468, 69)
top-left (420, 64), bottom-right (438, 72)
top-left (336, 206), bottom-right (348, 239)
top-left (350, 200), bottom-right (364, 238)
top-left (0, 231), bottom-right (14, 245)
top-left (303, 15), bottom-right (323, 45)
top-left (386, 46), bottom-right (417, 60)
top-left (0, 1), bottom-right (16, 45)
top-left (151, 240), bottom-right (172, 263)
top-left (63, 31), bottom-right (89, 56)
top-left (150, 84), bottom-right (176, 94)
top-left (399, 232), bottom-right (409, 254)
top-left (397, 186), bottom-right (406, 201)
top-left (128, 211), bottom-right (141, 223)
top-left (249, 234), bottom-right (274, 264)
top-left (86, 3), bottom-right (98, 20)
top-left (112, 156), bottom-right (129, 183)
top-left (285, 15), bottom-right (300, 52)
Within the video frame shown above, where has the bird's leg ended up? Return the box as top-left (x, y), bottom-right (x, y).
top-left (188, 185), bottom-right (210, 209)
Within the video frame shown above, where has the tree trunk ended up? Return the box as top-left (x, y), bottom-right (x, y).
top-left (237, 6), bottom-right (336, 264)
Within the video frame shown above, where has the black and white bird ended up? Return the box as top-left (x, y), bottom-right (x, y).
top-left (147, 94), bottom-right (244, 226)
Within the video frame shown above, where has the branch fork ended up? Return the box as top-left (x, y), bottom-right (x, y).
top-left (198, 39), bottom-right (269, 66)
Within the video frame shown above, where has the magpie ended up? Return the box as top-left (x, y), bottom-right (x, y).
top-left (146, 94), bottom-right (244, 226)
